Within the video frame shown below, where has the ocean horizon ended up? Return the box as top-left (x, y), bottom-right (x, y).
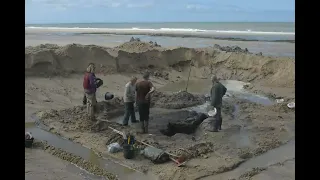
top-left (25, 22), bottom-right (295, 33)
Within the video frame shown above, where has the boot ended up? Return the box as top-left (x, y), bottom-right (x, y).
top-left (211, 119), bottom-right (219, 132)
top-left (140, 121), bottom-right (145, 134)
top-left (144, 121), bottom-right (149, 134)
top-left (219, 118), bottom-right (222, 130)
top-left (83, 94), bottom-right (87, 105)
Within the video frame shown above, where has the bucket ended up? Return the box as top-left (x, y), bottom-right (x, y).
top-left (124, 135), bottom-right (135, 145)
top-left (95, 78), bottom-right (103, 88)
top-left (25, 138), bottom-right (34, 148)
top-left (208, 107), bottom-right (217, 117)
top-left (123, 144), bottom-right (135, 159)
top-left (105, 92), bottom-right (114, 100)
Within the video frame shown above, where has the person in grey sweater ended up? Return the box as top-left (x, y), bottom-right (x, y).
top-left (210, 75), bottom-right (227, 132)
top-left (122, 77), bottom-right (138, 125)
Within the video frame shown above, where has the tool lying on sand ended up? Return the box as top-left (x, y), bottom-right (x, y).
top-left (108, 126), bottom-right (187, 166)
top-left (169, 157), bottom-right (187, 167)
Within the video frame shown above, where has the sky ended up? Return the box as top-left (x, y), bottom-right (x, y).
top-left (25, 0), bottom-right (295, 24)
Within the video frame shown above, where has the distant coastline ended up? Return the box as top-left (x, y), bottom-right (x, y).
top-left (25, 22), bottom-right (295, 43)
top-left (80, 32), bottom-right (295, 43)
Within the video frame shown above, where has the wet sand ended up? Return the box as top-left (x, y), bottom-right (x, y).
top-left (28, 77), bottom-right (294, 180)
top-left (25, 27), bottom-right (294, 42)
top-left (25, 33), bottom-right (295, 57)
top-left (25, 149), bottom-right (100, 180)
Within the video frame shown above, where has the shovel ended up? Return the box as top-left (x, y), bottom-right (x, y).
top-left (108, 126), bottom-right (188, 166)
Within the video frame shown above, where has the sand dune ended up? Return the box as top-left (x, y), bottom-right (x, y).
top-left (25, 41), bottom-right (294, 88)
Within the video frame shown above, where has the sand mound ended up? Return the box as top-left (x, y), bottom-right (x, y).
top-left (154, 91), bottom-right (205, 109)
top-left (25, 41), bottom-right (295, 88)
top-left (116, 40), bottom-right (163, 52)
top-left (25, 43), bottom-right (117, 76)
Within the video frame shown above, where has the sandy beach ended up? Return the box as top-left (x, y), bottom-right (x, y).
top-left (25, 27), bottom-right (295, 57)
top-left (25, 36), bottom-right (295, 180)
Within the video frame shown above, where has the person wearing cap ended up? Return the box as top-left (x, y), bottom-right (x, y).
top-left (210, 75), bottom-right (227, 132)
top-left (122, 76), bottom-right (138, 126)
top-left (136, 72), bottom-right (155, 133)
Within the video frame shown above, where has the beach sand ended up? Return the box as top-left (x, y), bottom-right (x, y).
top-left (25, 33), bottom-right (295, 57)
top-left (25, 39), bottom-right (294, 179)
top-left (25, 149), bottom-right (91, 180)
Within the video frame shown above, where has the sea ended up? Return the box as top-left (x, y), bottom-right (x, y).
top-left (25, 22), bottom-right (294, 32)
top-left (25, 22), bottom-right (295, 57)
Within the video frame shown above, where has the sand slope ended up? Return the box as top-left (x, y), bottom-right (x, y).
top-left (25, 41), bottom-right (294, 88)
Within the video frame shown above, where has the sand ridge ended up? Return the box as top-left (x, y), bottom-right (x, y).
top-left (25, 40), bottom-right (294, 88)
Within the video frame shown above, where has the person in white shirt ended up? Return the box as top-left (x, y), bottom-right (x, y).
top-left (122, 76), bottom-right (138, 125)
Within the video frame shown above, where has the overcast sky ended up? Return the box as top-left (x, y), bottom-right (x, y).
top-left (25, 0), bottom-right (295, 24)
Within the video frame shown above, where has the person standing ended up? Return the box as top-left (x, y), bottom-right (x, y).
top-left (136, 72), bottom-right (155, 133)
top-left (122, 77), bottom-right (138, 126)
top-left (83, 63), bottom-right (97, 121)
top-left (210, 75), bottom-right (227, 132)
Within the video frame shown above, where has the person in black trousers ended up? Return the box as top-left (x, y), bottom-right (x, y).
top-left (210, 75), bottom-right (227, 132)
top-left (135, 72), bottom-right (155, 133)
top-left (122, 77), bottom-right (138, 125)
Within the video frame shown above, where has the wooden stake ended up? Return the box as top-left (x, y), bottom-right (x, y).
top-left (185, 60), bottom-right (193, 92)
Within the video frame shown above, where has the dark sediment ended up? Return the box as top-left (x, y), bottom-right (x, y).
top-left (160, 111), bottom-right (208, 136)
top-left (213, 44), bottom-right (250, 53)
top-left (81, 32), bottom-right (295, 43)
top-left (153, 91), bottom-right (205, 109)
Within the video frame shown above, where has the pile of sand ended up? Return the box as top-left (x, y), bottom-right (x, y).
top-left (213, 44), bottom-right (249, 53)
top-left (154, 91), bottom-right (205, 109)
top-left (116, 39), bottom-right (163, 52)
top-left (25, 40), bottom-right (295, 88)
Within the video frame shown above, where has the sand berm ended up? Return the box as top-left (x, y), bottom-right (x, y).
top-left (25, 41), bottom-right (294, 88)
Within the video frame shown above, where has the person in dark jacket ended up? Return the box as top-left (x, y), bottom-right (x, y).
top-left (83, 63), bottom-right (97, 121)
top-left (136, 72), bottom-right (155, 133)
top-left (210, 75), bottom-right (227, 132)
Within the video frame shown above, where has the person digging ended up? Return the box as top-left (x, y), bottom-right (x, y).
top-left (209, 75), bottom-right (227, 132)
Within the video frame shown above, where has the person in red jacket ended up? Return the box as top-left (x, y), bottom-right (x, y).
top-left (83, 63), bottom-right (97, 121)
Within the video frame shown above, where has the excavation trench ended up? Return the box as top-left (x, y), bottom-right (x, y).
top-left (26, 80), bottom-right (278, 179)
top-left (111, 88), bottom-right (274, 137)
